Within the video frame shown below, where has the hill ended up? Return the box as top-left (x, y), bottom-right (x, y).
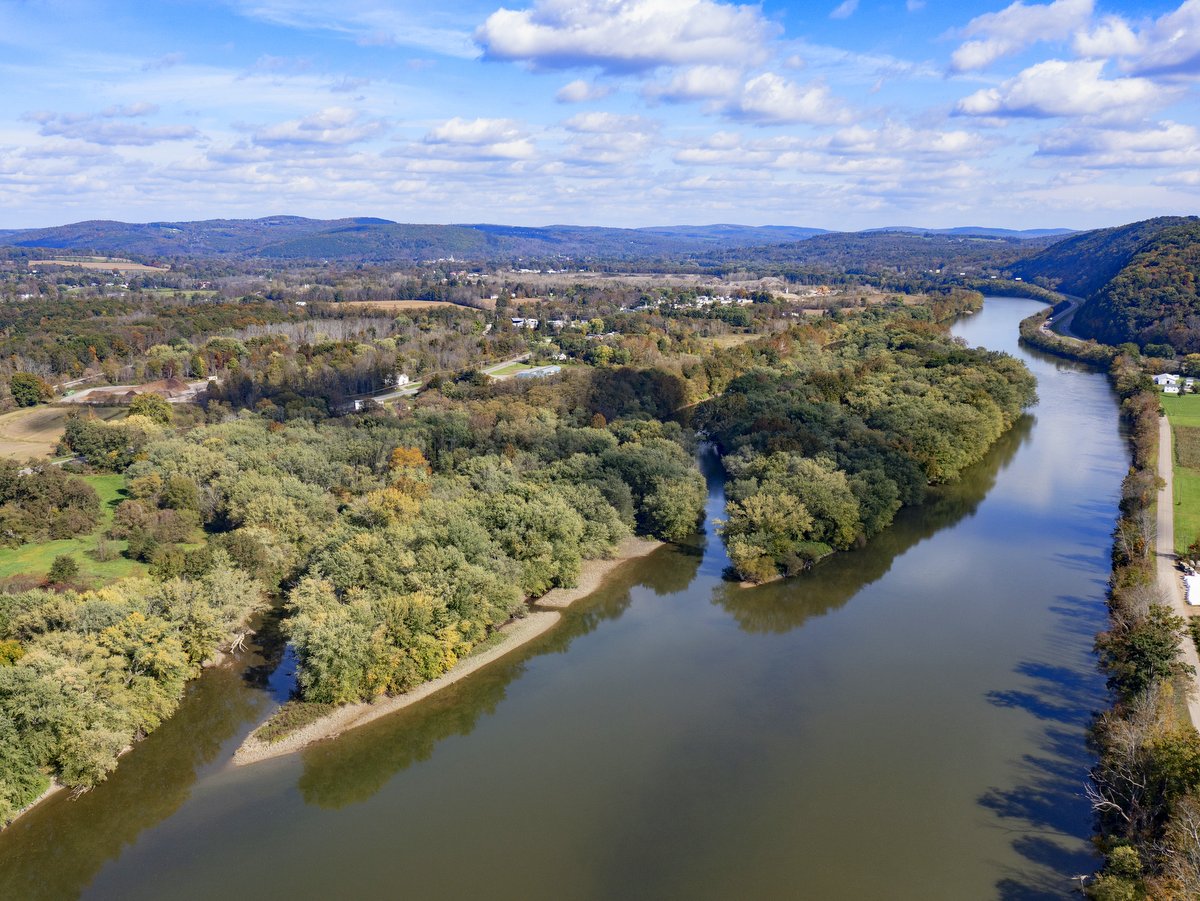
top-left (0, 217), bottom-right (829, 263)
top-left (1071, 220), bottom-right (1200, 353)
top-left (1012, 216), bottom-right (1197, 298)
top-left (864, 226), bottom-right (1075, 239)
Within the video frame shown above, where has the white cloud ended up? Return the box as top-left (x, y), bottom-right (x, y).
top-left (562, 112), bottom-right (653, 134)
top-left (955, 59), bottom-right (1163, 119)
top-left (830, 0), bottom-right (859, 20)
top-left (26, 106), bottom-right (199, 146)
top-left (1072, 16), bottom-right (1140, 58)
top-left (253, 107), bottom-right (385, 146)
top-left (727, 74), bottom-right (850, 126)
top-left (421, 117), bottom-right (536, 159)
top-left (644, 65), bottom-right (743, 102)
top-left (475, 0), bottom-right (776, 72)
top-left (1037, 121), bottom-right (1200, 168)
top-left (950, 0), bottom-right (1093, 72)
top-left (1077, 0), bottom-right (1200, 80)
top-left (555, 79), bottom-right (613, 102)
top-left (828, 123), bottom-right (987, 157)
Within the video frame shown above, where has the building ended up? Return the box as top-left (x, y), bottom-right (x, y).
top-left (1154, 373), bottom-right (1182, 391)
top-left (515, 365), bottom-right (562, 380)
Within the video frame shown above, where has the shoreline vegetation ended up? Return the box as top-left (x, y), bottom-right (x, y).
top-left (1024, 301), bottom-right (1200, 897)
top-left (234, 536), bottom-right (662, 766)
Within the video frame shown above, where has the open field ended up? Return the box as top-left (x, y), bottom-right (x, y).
top-left (487, 361), bottom-right (536, 377)
top-left (1162, 394), bottom-right (1200, 553)
top-left (31, 259), bottom-right (168, 272)
top-left (0, 474), bottom-right (147, 584)
top-left (699, 333), bottom-right (760, 348)
top-left (335, 300), bottom-right (481, 312)
top-left (0, 405), bottom-right (125, 459)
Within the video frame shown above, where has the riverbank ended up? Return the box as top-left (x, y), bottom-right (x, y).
top-left (233, 535), bottom-right (663, 766)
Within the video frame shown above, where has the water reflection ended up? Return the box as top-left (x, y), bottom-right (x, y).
top-left (0, 668), bottom-right (266, 900)
top-left (297, 546), bottom-right (702, 810)
top-left (714, 414), bottom-right (1034, 634)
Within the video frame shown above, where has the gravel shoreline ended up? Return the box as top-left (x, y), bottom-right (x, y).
top-left (232, 536), bottom-right (663, 767)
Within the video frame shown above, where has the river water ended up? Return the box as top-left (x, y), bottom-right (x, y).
top-left (0, 298), bottom-right (1127, 900)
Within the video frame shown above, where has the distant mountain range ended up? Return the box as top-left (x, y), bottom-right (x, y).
top-left (0, 217), bottom-right (833, 262)
top-left (863, 226), bottom-right (1077, 239)
top-left (0, 216), bottom-right (1073, 264)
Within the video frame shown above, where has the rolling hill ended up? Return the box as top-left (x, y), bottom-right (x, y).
top-left (0, 217), bottom-right (831, 263)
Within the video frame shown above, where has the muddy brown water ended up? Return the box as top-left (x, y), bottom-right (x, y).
top-left (0, 298), bottom-right (1124, 899)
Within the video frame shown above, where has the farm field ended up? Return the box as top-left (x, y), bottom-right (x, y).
top-left (0, 405), bottom-right (125, 459)
top-left (0, 474), bottom-right (147, 585)
top-left (335, 300), bottom-right (478, 312)
top-left (31, 258), bottom-right (168, 272)
top-left (1162, 394), bottom-right (1200, 553)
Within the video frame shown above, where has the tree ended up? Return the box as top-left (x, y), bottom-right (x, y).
top-left (9, 373), bottom-right (51, 408)
top-left (128, 393), bottom-right (172, 425)
top-left (47, 554), bottom-right (79, 584)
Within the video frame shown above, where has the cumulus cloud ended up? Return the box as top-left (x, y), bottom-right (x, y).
top-left (1037, 121), bottom-right (1200, 168)
top-left (644, 65), bottom-right (742, 102)
top-left (422, 117), bottom-right (535, 159)
top-left (475, 0), bottom-right (776, 72)
top-left (562, 112), bottom-right (654, 134)
top-left (253, 107), bottom-right (385, 147)
top-left (950, 0), bottom-right (1093, 72)
top-left (555, 79), bottom-right (613, 102)
top-left (828, 123), bottom-right (988, 157)
top-left (26, 105), bottom-right (198, 146)
top-left (1072, 16), bottom-right (1140, 58)
top-left (955, 59), bottom-right (1163, 119)
top-left (1076, 0), bottom-right (1200, 79)
top-left (727, 74), bottom-right (850, 126)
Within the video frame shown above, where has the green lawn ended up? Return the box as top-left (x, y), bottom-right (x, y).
top-left (488, 361), bottom-right (535, 377)
top-left (1162, 394), bottom-right (1200, 553)
top-left (0, 474), bottom-right (148, 585)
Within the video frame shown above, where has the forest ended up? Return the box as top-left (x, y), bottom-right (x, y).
top-left (698, 308), bottom-right (1036, 582)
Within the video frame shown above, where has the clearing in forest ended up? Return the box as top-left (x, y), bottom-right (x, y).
top-left (0, 405), bottom-right (125, 460)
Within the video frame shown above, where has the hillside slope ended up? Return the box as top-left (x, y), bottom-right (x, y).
top-left (1071, 221), bottom-right (1200, 352)
top-left (1013, 216), bottom-right (1196, 297)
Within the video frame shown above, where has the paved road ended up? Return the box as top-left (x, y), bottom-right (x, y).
top-left (1156, 414), bottom-right (1200, 729)
top-left (1047, 294), bottom-right (1086, 340)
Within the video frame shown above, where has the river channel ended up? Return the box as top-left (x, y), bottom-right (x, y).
top-left (0, 298), bottom-right (1126, 899)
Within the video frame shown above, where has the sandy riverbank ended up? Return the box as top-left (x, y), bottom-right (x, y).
top-left (233, 536), bottom-right (663, 766)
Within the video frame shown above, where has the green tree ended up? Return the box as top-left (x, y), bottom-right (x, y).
top-left (128, 393), bottom-right (172, 425)
top-left (9, 373), bottom-right (51, 408)
top-left (47, 554), bottom-right (79, 584)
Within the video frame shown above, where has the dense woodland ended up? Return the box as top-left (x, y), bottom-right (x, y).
top-left (698, 308), bottom-right (1035, 581)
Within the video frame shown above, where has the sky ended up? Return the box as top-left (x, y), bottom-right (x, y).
top-left (1, 0), bottom-right (1198, 230)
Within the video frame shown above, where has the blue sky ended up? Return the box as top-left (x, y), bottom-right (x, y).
top-left (1, 0), bottom-right (1197, 230)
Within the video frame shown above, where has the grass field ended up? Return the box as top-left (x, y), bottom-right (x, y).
top-left (0, 474), bottom-right (147, 584)
top-left (31, 259), bottom-right (168, 272)
top-left (0, 405), bottom-right (125, 460)
top-left (487, 361), bottom-right (536, 377)
top-left (1162, 394), bottom-right (1200, 553)
top-left (336, 300), bottom-right (474, 312)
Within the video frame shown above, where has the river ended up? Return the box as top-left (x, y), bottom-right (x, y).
top-left (0, 298), bottom-right (1126, 899)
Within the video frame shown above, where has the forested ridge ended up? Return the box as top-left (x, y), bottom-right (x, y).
top-left (1073, 221), bottom-right (1200, 353)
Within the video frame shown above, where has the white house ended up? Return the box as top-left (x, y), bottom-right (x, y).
top-left (1154, 373), bottom-right (1182, 388)
top-left (1164, 384), bottom-right (1182, 395)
